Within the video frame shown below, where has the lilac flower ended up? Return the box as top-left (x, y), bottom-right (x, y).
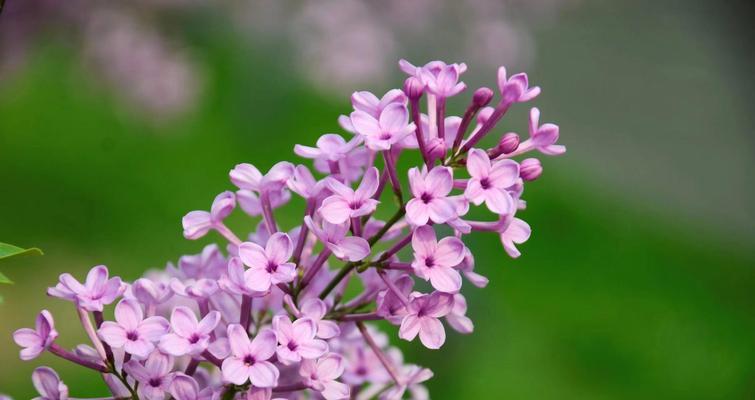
top-left (182, 191), bottom-right (236, 240)
top-left (319, 167), bottom-right (380, 224)
top-left (350, 104), bottom-right (416, 151)
top-left (399, 60), bottom-right (468, 85)
top-left (376, 274), bottom-right (413, 324)
top-left (222, 325), bottom-right (279, 387)
top-left (499, 217), bottom-right (531, 258)
top-left (47, 265), bottom-right (124, 312)
top-left (159, 307), bottom-right (220, 356)
top-left (522, 107), bottom-right (566, 156)
top-left (123, 350), bottom-right (175, 400)
top-left (420, 63), bottom-right (466, 98)
top-left (381, 365), bottom-right (433, 400)
top-left (399, 292), bottom-right (453, 349)
top-left (13, 310), bottom-right (57, 361)
top-left (238, 232), bottom-right (296, 292)
top-left (411, 226), bottom-right (466, 293)
top-left (273, 316), bottom-right (328, 364)
top-left (299, 297), bottom-right (340, 339)
top-left (304, 217), bottom-right (370, 262)
top-left (179, 244), bottom-right (226, 280)
top-left (294, 134), bottom-right (363, 167)
top-left (170, 278), bottom-right (219, 300)
top-left (169, 374), bottom-right (218, 400)
top-left (130, 278), bottom-right (173, 308)
top-left (464, 149), bottom-right (519, 214)
top-left (406, 166), bottom-right (457, 226)
top-left (287, 165), bottom-right (328, 200)
top-left (300, 354), bottom-right (350, 400)
top-left (339, 89), bottom-right (407, 132)
top-left (31, 367), bottom-right (68, 400)
top-left (497, 66), bottom-right (540, 103)
top-left (219, 257), bottom-right (259, 296)
top-left (98, 299), bottom-right (170, 359)
top-left (230, 162), bottom-right (294, 216)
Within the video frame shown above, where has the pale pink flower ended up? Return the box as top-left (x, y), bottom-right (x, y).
top-left (406, 166), bottom-right (457, 226)
top-left (98, 299), bottom-right (169, 359)
top-left (31, 367), bottom-right (68, 400)
top-left (299, 297), bottom-right (340, 339)
top-left (522, 107), bottom-right (566, 156)
top-left (497, 66), bottom-right (540, 103)
top-left (182, 191), bottom-right (236, 240)
top-left (319, 167), bottom-right (380, 224)
top-left (304, 216), bottom-right (370, 262)
top-left (123, 350), bottom-right (175, 400)
top-left (13, 310), bottom-right (57, 360)
top-left (47, 265), bottom-right (125, 312)
top-left (499, 217), bottom-right (531, 258)
top-left (159, 307), bottom-right (220, 356)
top-left (411, 226), bottom-right (465, 293)
top-left (349, 103), bottom-right (415, 151)
top-left (169, 373), bottom-right (218, 400)
top-left (222, 325), bottom-right (279, 387)
top-left (300, 353), bottom-right (350, 400)
top-left (398, 292), bottom-right (453, 349)
top-left (464, 148), bottom-right (518, 214)
top-left (238, 232), bottom-right (296, 292)
top-left (273, 316), bottom-right (328, 364)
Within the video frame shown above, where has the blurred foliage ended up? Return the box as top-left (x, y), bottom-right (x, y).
top-left (1, 3), bottom-right (754, 400)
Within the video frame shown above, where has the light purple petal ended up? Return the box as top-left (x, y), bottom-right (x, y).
top-left (227, 324), bottom-right (252, 357)
top-left (319, 196), bottom-right (353, 224)
top-left (221, 357), bottom-right (250, 385)
top-left (331, 236), bottom-right (370, 262)
top-left (238, 242), bottom-right (268, 269)
top-left (159, 333), bottom-right (191, 356)
top-left (248, 361), bottom-right (279, 388)
top-left (170, 307), bottom-right (198, 338)
top-left (138, 317), bottom-right (170, 342)
top-left (249, 328), bottom-right (277, 361)
top-left (418, 317), bottom-right (446, 349)
top-left (265, 233), bottom-right (293, 265)
top-left (465, 149), bottom-right (490, 178)
top-left (98, 322), bottom-right (127, 348)
top-left (428, 267), bottom-right (462, 293)
top-left (399, 315), bottom-right (421, 341)
top-left (297, 339), bottom-right (328, 359)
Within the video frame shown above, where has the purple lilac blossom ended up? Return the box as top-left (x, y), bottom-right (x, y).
top-left (12, 59), bottom-right (565, 399)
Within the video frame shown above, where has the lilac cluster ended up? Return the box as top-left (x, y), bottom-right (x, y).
top-left (12, 59), bottom-right (565, 399)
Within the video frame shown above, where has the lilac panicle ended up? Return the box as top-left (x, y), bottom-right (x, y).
top-left (13, 59), bottom-right (565, 400)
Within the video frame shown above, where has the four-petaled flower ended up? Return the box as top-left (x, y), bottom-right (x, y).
top-left (169, 373), bottom-right (217, 400)
top-left (304, 217), bottom-right (370, 262)
top-left (273, 316), bottom-right (328, 365)
top-left (300, 353), bottom-right (350, 400)
top-left (319, 167), bottom-right (380, 224)
top-left (298, 298), bottom-right (340, 339)
top-left (406, 166), bottom-right (457, 226)
top-left (221, 324), bottom-right (279, 387)
top-left (349, 103), bottom-right (416, 151)
top-left (399, 292), bottom-right (454, 349)
top-left (182, 191), bottom-right (236, 240)
top-left (47, 265), bottom-right (125, 312)
top-left (498, 216), bottom-right (531, 258)
top-left (98, 299), bottom-right (170, 359)
top-left (497, 66), bottom-right (540, 104)
top-left (159, 307), bottom-right (220, 356)
top-left (238, 232), bottom-right (296, 292)
top-left (522, 107), bottom-right (566, 156)
top-left (13, 310), bottom-right (57, 361)
top-left (123, 350), bottom-right (175, 400)
top-left (464, 148), bottom-right (519, 215)
top-left (411, 226), bottom-right (466, 293)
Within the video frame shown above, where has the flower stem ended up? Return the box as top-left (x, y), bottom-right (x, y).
top-left (356, 322), bottom-right (402, 385)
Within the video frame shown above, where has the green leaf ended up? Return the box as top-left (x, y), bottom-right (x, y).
top-left (0, 242), bottom-right (43, 261)
top-left (0, 271), bottom-right (11, 284)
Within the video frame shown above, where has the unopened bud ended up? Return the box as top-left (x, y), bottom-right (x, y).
top-left (472, 87), bottom-right (494, 107)
top-left (520, 158), bottom-right (542, 181)
top-left (498, 133), bottom-right (520, 154)
top-left (425, 137), bottom-right (447, 159)
top-left (403, 77), bottom-right (424, 100)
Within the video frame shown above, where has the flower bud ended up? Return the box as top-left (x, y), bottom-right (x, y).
top-left (472, 87), bottom-right (494, 107)
top-left (403, 77), bottom-right (424, 100)
top-left (425, 137), bottom-right (447, 159)
top-left (520, 158), bottom-right (542, 181)
top-left (500, 133), bottom-right (520, 154)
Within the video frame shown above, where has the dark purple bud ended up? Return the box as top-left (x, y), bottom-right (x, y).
top-left (499, 133), bottom-right (520, 154)
top-left (403, 77), bottom-right (424, 100)
top-left (520, 158), bottom-right (542, 181)
top-left (472, 87), bottom-right (494, 107)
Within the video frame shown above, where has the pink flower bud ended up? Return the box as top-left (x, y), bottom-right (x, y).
top-left (472, 87), bottom-right (494, 107)
top-left (498, 133), bottom-right (520, 154)
top-left (425, 137), bottom-right (447, 159)
top-left (520, 158), bottom-right (542, 181)
top-left (403, 77), bottom-right (424, 100)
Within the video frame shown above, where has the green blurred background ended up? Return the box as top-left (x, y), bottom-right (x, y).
top-left (1, 0), bottom-right (754, 398)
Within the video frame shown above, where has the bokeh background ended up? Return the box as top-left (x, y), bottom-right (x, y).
top-left (1, 0), bottom-right (754, 398)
